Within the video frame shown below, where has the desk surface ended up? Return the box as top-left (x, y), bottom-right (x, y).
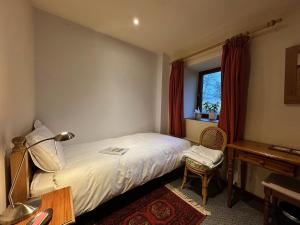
top-left (16, 187), bottom-right (75, 225)
top-left (227, 140), bottom-right (300, 166)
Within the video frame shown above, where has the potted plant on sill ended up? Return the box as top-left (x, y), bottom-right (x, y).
top-left (194, 107), bottom-right (202, 120)
top-left (203, 102), bottom-right (220, 120)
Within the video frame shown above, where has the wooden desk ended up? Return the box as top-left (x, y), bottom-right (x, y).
top-left (16, 187), bottom-right (75, 225)
top-left (227, 140), bottom-right (300, 208)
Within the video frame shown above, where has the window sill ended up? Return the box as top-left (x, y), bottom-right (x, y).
top-left (185, 118), bottom-right (219, 124)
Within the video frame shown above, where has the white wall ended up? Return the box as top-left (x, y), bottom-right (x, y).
top-left (184, 68), bottom-right (198, 118)
top-left (185, 47), bottom-right (222, 72)
top-left (155, 53), bottom-right (170, 134)
top-left (34, 9), bottom-right (159, 144)
top-left (0, 0), bottom-right (35, 213)
top-left (185, 119), bottom-right (217, 143)
top-left (243, 5), bottom-right (300, 197)
top-left (160, 54), bottom-right (171, 134)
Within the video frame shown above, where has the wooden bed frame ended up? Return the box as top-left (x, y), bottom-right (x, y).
top-left (10, 136), bottom-right (36, 203)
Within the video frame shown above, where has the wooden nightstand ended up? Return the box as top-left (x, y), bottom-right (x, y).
top-left (16, 187), bottom-right (75, 225)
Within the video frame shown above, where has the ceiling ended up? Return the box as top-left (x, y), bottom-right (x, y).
top-left (31, 0), bottom-right (299, 59)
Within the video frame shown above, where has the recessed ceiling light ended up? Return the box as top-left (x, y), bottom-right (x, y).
top-left (133, 17), bottom-right (140, 26)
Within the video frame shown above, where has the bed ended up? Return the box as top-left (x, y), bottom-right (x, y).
top-left (11, 132), bottom-right (191, 216)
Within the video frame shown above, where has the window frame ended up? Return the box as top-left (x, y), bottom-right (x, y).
top-left (197, 67), bottom-right (221, 117)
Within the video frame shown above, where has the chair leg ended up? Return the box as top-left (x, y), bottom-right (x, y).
top-left (181, 166), bottom-right (188, 189)
top-left (264, 187), bottom-right (271, 225)
top-left (202, 175), bottom-right (208, 206)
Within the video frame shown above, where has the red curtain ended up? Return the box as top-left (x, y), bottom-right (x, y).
top-left (218, 35), bottom-right (250, 143)
top-left (169, 60), bottom-right (185, 137)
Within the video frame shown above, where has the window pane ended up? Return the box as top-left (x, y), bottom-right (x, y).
top-left (202, 71), bottom-right (221, 113)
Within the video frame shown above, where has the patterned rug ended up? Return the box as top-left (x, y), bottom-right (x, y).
top-left (96, 185), bottom-right (207, 225)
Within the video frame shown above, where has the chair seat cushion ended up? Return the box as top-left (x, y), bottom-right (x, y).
top-left (186, 157), bottom-right (223, 171)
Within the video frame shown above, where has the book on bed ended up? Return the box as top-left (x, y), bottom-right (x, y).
top-left (99, 147), bottom-right (129, 155)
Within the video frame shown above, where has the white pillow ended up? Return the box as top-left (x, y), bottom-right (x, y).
top-left (33, 120), bottom-right (43, 129)
top-left (26, 125), bottom-right (66, 172)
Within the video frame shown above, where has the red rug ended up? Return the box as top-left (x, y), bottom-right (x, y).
top-left (97, 185), bottom-right (206, 225)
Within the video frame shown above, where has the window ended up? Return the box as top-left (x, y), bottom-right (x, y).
top-left (197, 68), bottom-right (221, 114)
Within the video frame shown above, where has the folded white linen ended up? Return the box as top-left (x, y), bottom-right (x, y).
top-left (182, 145), bottom-right (224, 168)
top-left (183, 150), bottom-right (215, 168)
top-left (194, 145), bottom-right (223, 162)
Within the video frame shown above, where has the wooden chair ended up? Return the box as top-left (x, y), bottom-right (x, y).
top-left (181, 126), bottom-right (227, 206)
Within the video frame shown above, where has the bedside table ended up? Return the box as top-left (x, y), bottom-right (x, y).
top-left (16, 187), bottom-right (75, 225)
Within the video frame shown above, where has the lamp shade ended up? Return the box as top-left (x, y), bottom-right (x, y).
top-left (54, 132), bottom-right (75, 142)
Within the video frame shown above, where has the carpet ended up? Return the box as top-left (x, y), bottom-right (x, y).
top-left (96, 185), bottom-right (207, 225)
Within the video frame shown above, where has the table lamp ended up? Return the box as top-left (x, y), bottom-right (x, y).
top-left (0, 131), bottom-right (75, 225)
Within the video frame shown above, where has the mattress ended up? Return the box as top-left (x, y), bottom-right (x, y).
top-left (30, 133), bottom-right (191, 215)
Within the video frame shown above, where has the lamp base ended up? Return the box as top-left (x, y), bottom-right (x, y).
top-left (0, 197), bottom-right (41, 225)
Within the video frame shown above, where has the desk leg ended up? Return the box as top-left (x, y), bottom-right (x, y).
top-left (240, 161), bottom-right (247, 194)
top-left (227, 148), bottom-right (234, 208)
top-left (264, 187), bottom-right (271, 225)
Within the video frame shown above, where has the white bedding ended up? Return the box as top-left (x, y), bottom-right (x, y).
top-left (30, 133), bottom-right (190, 215)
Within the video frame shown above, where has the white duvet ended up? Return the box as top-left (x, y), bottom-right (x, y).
top-left (30, 133), bottom-right (190, 215)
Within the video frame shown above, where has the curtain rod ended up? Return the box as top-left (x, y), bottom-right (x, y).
top-left (171, 18), bottom-right (283, 63)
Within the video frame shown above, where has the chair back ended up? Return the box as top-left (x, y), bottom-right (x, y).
top-left (199, 126), bottom-right (227, 151)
